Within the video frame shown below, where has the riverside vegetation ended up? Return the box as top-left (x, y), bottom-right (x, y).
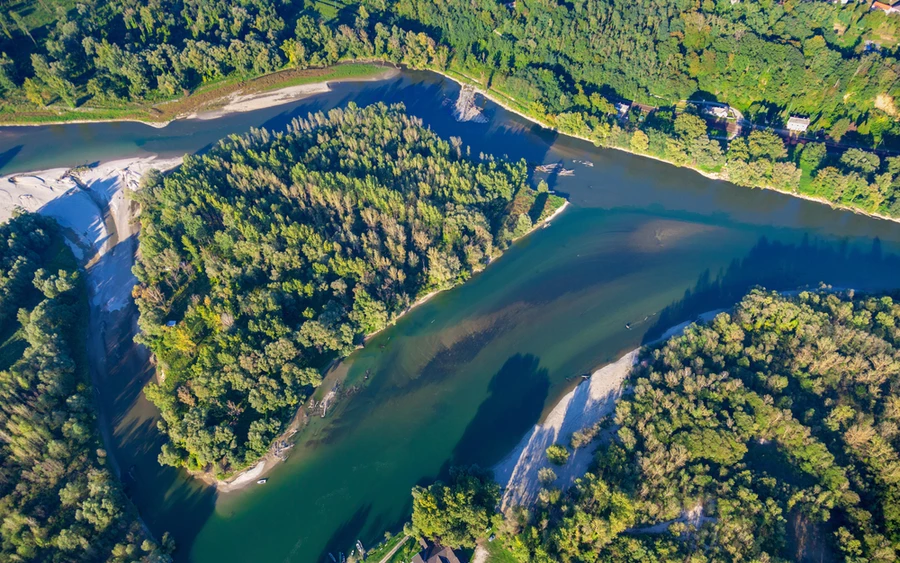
top-left (0, 214), bottom-right (172, 563)
top-left (132, 102), bottom-right (564, 477)
top-left (4, 1), bottom-right (900, 215)
top-left (410, 290), bottom-right (900, 562)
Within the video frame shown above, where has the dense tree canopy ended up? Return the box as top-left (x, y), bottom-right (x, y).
top-left (133, 102), bottom-right (563, 476)
top-left (500, 289), bottom-right (900, 562)
top-left (0, 213), bottom-right (171, 563)
top-left (409, 465), bottom-right (500, 549)
top-left (4, 0), bottom-right (900, 139)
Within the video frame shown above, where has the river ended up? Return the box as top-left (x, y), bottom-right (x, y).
top-left (4, 70), bottom-right (900, 563)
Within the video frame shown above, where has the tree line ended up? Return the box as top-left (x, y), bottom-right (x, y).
top-left (410, 289), bottom-right (900, 561)
top-left (3, 1), bottom-right (900, 218)
top-left (132, 102), bottom-right (563, 477)
top-left (4, 0), bottom-right (900, 141)
top-left (0, 213), bottom-right (172, 562)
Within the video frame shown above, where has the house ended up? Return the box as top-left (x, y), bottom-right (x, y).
top-left (615, 102), bottom-right (631, 121)
top-left (786, 116), bottom-right (810, 133)
top-left (872, 1), bottom-right (900, 13)
top-left (703, 105), bottom-right (729, 119)
top-left (410, 543), bottom-right (467, 563)
top-left (165, 320), bottom-right (178, 327)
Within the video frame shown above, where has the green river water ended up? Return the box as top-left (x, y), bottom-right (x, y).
top-left (3, 70), bottom-right (900, 562)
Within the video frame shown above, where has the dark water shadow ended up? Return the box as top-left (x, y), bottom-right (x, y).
top-left (447, 354), bottom-right (550, 469)
top-left (0, 144), bottom-right (22, 170)
top-left (305, 319), bottom-right (513, 450)
top-left (642, 235), bottom-right (900, 344)
top-left (389, 356), bottom-right (555, 533)
top-left (316, 504), bottom-right (372, 563)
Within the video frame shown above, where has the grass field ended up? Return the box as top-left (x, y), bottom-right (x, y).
top-left (360, 533), bottom-right (407, 562)
top-left (484, 541), bottom-right (519, 563)
top-left (3, 0), bottom-right (79, 32)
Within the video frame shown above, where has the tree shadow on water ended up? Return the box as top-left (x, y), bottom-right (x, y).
top-left (642, 235), bottom-right (900, 344)
top-left (445, 354), bottom-right (550, 471)
top-left (0, 144), bottom-right (23, 172)
top-left (305, 321), bottom-right (513, 450)
top-left (317, 504), bottom-right (372, 563)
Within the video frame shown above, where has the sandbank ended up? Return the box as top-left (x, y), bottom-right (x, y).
top-left (494, 308), bottom-right (723, 510)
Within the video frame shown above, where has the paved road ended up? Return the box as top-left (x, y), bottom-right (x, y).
top-left (376, 535), bottom-right (411, 563)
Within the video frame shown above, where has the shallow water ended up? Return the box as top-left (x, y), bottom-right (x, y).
top-left (4, 70), bottom-right (900, 562)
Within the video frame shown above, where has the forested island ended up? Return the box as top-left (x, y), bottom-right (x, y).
top-left (408, 289), bottom-right (900, 562)
top-left (0, 213), bottom-right (172, 562)
top-left (132, 102), bottom-right (563, 477)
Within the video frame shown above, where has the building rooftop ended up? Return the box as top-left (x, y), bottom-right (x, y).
top-left (410, 543), bottom-right (467, 563)
top-left (786, 116), bottom-right (810, 132)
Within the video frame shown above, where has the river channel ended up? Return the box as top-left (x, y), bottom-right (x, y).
top-left (4, 70), bottom-right (900, 563)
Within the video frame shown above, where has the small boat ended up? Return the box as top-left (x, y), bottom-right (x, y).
top-left (356, 540), bottom-right (365, 552)
top-left (256, 478), bottom-right (267, 484)
top-left (329, 554), bottom-right (337, 563)
top-left (625, 323), bottom-right (632, 330)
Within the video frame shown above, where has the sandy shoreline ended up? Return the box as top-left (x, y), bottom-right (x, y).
top-left (494, 308), bottom-right (723, 510)
top-left (186, 83), bottom-right (332, 120)
top-left (0, 65), bottom-right (399, 129)
top-left (0, 156), bottom-right (182, 262)
top-left (494, 348), bottom-right (639, 510)
top-left (186, 66), bottom-right (400, 121)
top-left (0, 156), bottom-right (185, 546)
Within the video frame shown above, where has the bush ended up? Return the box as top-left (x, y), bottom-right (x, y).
top-left (538, 467), bottom-right (557, 484)
top-left (545, 444), bottom-right (569, 465)
top-left (570, 420), bottom-right (604, 449)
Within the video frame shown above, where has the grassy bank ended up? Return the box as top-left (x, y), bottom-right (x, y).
top-left (0, 62), bottom-right (390, 127)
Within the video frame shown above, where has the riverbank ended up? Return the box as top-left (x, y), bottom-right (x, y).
top-left (494, 308), bottom-right (723, 510)
top-left (6, 59), bottom-right (900, 227)
top-left (0, 63), bottom-right (396, 128)
top-left (0, 156), bottom-right (182, 253)
top-left (430, 68), bottom-right (900, 228)
top-left (0, 155), bottom-right (186, 551)
top-left (430, 68), bottom-right (724, 186)
top-left (363, 199), bottom-right (569, 346)
top-left (214, 199), bottom-right (571, 493)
